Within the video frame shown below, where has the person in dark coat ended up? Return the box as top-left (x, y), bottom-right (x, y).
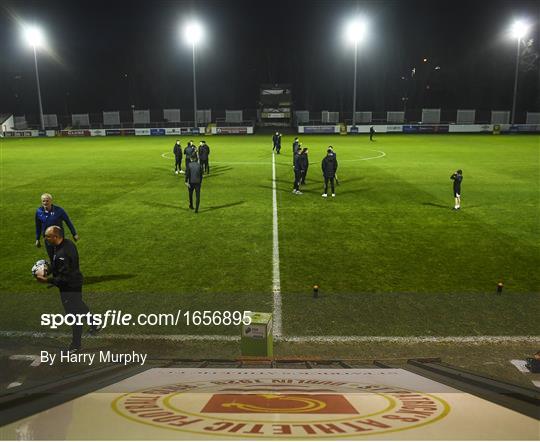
top-left (185, 154), bottom-right (204, 213)
top-left (299, 147), bottom-right (309, 185)
top-left (369, 126), bottom-right (375, 141)
top-left (173, 140), bottom-right (183, 174)
top-left (321, 149), bottom-right (339, 197)
top-left (450, 169), bottom-right (463, 210)
top-left (184, 141), bottom-right (195, 171)
top-left (292, 137), bottom-right (300, 165)
top-left (328, 146), bottom-right (339, 185)
top-left (292, 149), bottom-right (303, 194)
top-left (35, 226), bottom-right (99, 352)
top-left (198, 141), bottom-right (210, 174)
top-left (272, 132), bottom-right (282, 154)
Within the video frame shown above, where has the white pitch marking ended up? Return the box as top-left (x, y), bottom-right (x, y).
top-left (510, 359), bottom-right (530, 373)
top-left (9, 354), bottom-right (41, 367)
top-left (280, 335), bottom-right (540, 344)
top-left (0, 331), bottom-right (238, 342)
top-left (272, 152), bottom-right (282, 338)
top-left (162, 151), bottom-right (272, 165)
top-left (339, 149), bottom-right (386, 162)
top-left (1, 331), bottom-right (537, 344)
top-left (161, 151), bottom-right (386, 164)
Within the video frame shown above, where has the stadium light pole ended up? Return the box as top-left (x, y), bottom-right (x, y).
top-left (24, 25), bottom-right (45, 130)
top-left (184, 22), bottom-right (203, 128)
top-left (345, 18), bottom-right (367, 128)
top-left (509, 20), bottom-right (530, 124)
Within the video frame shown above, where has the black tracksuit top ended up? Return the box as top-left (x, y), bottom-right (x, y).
top-left (49, 238), bottom-right (83, 290)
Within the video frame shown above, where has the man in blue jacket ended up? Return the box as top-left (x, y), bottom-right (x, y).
top-left (35, 193), bottom-right (79, 262)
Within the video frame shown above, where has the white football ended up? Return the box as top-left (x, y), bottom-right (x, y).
top-left (31, 259), bottom-right (50, 278)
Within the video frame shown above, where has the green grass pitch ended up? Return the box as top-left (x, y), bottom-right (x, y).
top-left (0, 134), bottom-right (538, 337)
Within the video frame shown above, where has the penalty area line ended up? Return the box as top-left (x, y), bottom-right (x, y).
top-left (0, 331), bottom-right (537, 344)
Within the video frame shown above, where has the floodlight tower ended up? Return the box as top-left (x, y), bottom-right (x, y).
top-left (24, 25), bottom-right (45, 130)
top-left (345, 18), bottom-right (367, 128)
top-left (184, 22), bottom-right (203, 128)
top-left (509, 20), bottom-right (530, 124)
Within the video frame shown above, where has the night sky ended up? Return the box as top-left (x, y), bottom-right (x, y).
top-left (0, 0), bottom-right (538, 120)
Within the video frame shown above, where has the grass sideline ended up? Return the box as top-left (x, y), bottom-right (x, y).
top-left (0, 134), bottom-right (538, 337)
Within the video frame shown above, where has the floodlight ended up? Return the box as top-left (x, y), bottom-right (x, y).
top-left (184, 22), bottom-right (203, 45)
top-left (508, 19), bottom-right (532, 124)
top-left (181, 20), bottom-right (204, 126)
top-left (21, 24), bottom-right (46, 130)
top-left (510, 20), bottom-right (529, 39)
top-left (345, 16), bottom-right (368, 128)
top-left (24, 25), bottom-right (44, 48)
top-left (345, 18), bottom-right (367, 44)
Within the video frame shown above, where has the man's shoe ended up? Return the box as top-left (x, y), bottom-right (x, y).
top-left (332, 193), bottom-right (336, 197)
top-left (180, 170), bottom-right (185, 174)
top-left (195, 209), bottom-right (199, 213)
top-left (189, 205), bottom-right (194, 210)
top-left (322, 193), bottom-right (327, 197)
top-left (292, 190), bottom-right (297, 194)
top-left (175, 170), bottom-right (179, 175)
top-left (296, 191), bottom-right (303, 195)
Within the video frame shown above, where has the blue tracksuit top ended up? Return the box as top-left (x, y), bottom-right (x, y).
top-left (35, 205), bottom-right (77, 240)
